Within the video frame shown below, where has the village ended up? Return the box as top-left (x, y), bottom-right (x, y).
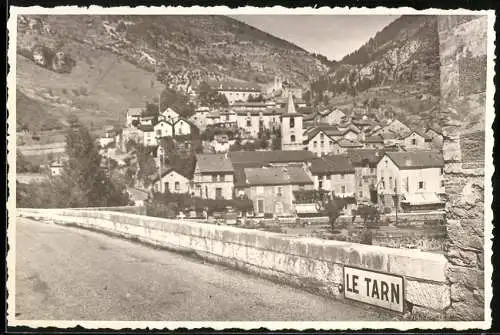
top-left (37, 75), bottom-right (446, 238)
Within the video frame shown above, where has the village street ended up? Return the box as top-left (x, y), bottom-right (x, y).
top-left (15, 217), bottom-right (394, 321)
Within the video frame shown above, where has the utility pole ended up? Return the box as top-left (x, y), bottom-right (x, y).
top-left (394, 178), bottom-right (399, 226)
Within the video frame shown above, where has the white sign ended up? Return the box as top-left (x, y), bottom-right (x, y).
top-left (344, 266), bottom-right (404, 313)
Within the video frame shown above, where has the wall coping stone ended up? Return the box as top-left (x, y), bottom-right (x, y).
top-left (17, 208), bottom-right (449, 283)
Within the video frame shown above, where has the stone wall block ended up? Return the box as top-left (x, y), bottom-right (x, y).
top-left (405, 280), bottom-right (451, 311)
top-left (446, 248), bottom-right (479, 267)
top-left (446, 219), bottom-right (484, 251)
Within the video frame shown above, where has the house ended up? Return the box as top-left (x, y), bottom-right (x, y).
top-left (209, 81), bottom-right (262, 104)
top-left (230, 150), bottom-right (315, 196)
top-left (122, 127), bottom-right (144, 146)
top-left (173, 118), bottom-right (192, 137)
top-left (372, 119), bottom-right (411, 137)
top-left (309, 155), bottom-right (356, 215)
top-left (319, 108), bottom-right (346, 125)
top-left (151, 167), bottom-right (191, 194)
top-left (139, 115), bottom-right (156, 127)
top-left (153, 120), bottom-right (174, 139)
top-left (230, 101), bottom-right (277, 111)
top-left (309, 155), bottom-right (355, 197)
top-left (235, 109), bottom-right (282, 137)
top-left (400, 130), bottom-right (432, 150)
top-left (360, 134), bottom-right (385, 149)
top-left (49, 159), bottom-right (66, 177)
top-left (142, 125), bottom-right (158, 147)
top-left (242, 165), bottom-right (314, 217)
top-left (376, 151), bottom-right (445, 212)
top-left (127, 187), bottom-right (149, 207)
top-left (281, 95), bottom-right (305, 151)
top-left (189, 109), bottom-right (211, 132)
top-left (126, 107), bottom-right (143, 127)
top-left (425, 126), bottom-right (444, 149)
top-left (159, 108), bottom-right (180, 123)
top-left (193, 153), bottom-right (234, 199)
top-left (348, 149), bottom-right (384, 204)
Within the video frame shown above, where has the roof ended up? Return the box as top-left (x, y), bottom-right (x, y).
top-left (229, 150), bottom-right (315, 166)
top-left (127, 187), bottom-right (149, 201)
top-left (195, 153), bottom-right (234, 173)
top-left (363, 135), bottom-right (384, 143)
top-left (384, 151), bottom-right (444, 169)
top-left (310, 155), bottom-right (354, 174)
top-left (151, 167), bottom-right (191, 182)
top-left (244, 166), bottom-right (313, 186)
top-left (140, 125), bottom-right (154, 132)
top-left (320, 108), bottom-right (345, 117)
top-left (347, 149), bottom-right (385, 165)
top-left (337, 138), bottom-right (363, 148)
top-left (282, 94), bottom-right (301, 117)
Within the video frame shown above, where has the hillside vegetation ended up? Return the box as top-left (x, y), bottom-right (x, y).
top-left (310, 15), bottom-right (442, 129)
top-left (15, 15), bottom-right (329, 135)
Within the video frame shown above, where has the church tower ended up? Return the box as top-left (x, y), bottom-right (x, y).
top-left (280, 94), bottom-right (304, 151)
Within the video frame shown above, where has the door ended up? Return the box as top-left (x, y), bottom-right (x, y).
top-left (257, 199), bottom-right (264, 214)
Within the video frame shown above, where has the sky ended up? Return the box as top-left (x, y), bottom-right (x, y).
top-left (230, 15), bottom-right (400, 61)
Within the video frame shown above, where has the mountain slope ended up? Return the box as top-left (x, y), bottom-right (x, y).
top-left (15, 14), bottom-right (329, 134)
top-left (311, 15), bottom-right (442, 129)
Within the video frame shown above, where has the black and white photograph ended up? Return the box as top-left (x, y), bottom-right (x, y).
top-left (6, 6), bottom-right (495, 330)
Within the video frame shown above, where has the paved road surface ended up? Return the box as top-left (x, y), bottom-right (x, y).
top-left (16, 217), bottom-right (393, 321)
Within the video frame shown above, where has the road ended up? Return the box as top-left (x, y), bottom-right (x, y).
top-left (15, 217), bottom-right (393, 321)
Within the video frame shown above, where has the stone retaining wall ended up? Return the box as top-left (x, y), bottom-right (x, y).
top-left (17, 207), bottom-right (450, 320)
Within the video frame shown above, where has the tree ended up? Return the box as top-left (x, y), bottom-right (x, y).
top-left (316, 193), bottom-right (345, 234)
top-left (63, 117), bottom-right (130, 207)
top-left (197, 81), bottom-right (229, 108)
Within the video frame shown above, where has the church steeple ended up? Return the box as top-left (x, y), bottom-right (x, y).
top-left (286, 93), bottom-right (296, 115)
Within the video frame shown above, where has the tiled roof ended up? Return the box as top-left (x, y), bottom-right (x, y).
top-left (229, 150), bottom-right (315, 166)
top-left (385, 151), bottom-right (444, 169)
top-left (310, 155), bottom-right (354, 174)
top-left (363, 135), bottom-right (384, 143)
top-left (337, 138), bottom-right (363, 147)
top-left (195, 153), bottom-right (234, 173)
top-left (244, 166), bottom-right (313, 186)
top-left (347, 149), bottom-right (385, 165)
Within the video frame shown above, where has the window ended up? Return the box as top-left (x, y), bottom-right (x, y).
top-left (441, 180), bottom-right (445, 187)
top-left (418, 181), bottom-right (424, 189)
top-left (389, 176), bottom-right (393, 189)
top-left (412, 138), bottom-right (417, 145)
top-left (174, 182), bottom-right (180, 191)
top-left (246, 119), bottom-right (251, 127)
top-left (340, 174), bottom-right (345, 179)
top-left (164, 182), bottom-right (169, 192)
top-left (259, 120), bottom-right (264, 130)
top-left (290, 117), bottom-right (295, 128)
top-left (359, 180), bottom-right (362, 187)
top-left (256, 186), bottom-right (264, 194)
top-left (156, 130), bottom-right (162, 136)
top-left (313, 141), bottom-right (318, 148)
top-left (370, 168), bottom-right (375, 174)
top-left (359, 191), bottom-right (363, 197)
top-left (381, 177), bottom-right (385, 189)
top-left (341, 185), bottom-right (346, 193)
top-left (212, 175), bottom-right (217, 182)
top-left (405, 177), bottom-right (409, 192)
top-left (318, 181), bottom-right (323, 189)
top-left (216, 188), bottom-right (223, 199)
top-left (440, 168), bottom-right (444, 175)
top-left (320, 133), bottom-right (324, 140)
top-left (328, 175), bottom-right (332, 180)
top-left (178, 127), bottom-right (183, 135)
top-left (299, 185), bottom-right (305, 191)
top-left (276, 187), bottom-right (282, 196)
top-left (226, 114), bottom-right (230, 121)
top-left (290, 135), bottom-right (296, 143)
top-left (320, 141), bottom-right (324, 147)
